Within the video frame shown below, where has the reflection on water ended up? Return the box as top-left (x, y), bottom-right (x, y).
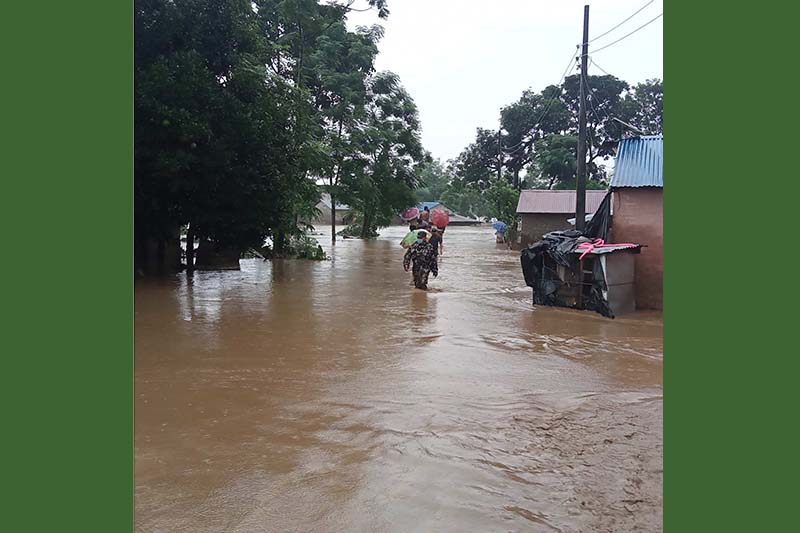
top-left (135, 225), bottom-right (662, 532)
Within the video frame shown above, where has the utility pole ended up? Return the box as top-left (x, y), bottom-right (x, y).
top-left (576, 5), bottom-right (589, 232)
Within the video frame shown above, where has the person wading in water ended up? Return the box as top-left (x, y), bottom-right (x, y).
top-left (429, 226), bottom-right (443, 258)
top-left (403, 230), bottom-right (438, 290)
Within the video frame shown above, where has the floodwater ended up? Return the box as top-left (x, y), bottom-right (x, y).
top-left (135, 225), bottom-right (662, 532)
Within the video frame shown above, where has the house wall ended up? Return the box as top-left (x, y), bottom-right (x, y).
top-left (519, 213), bottom-right (572, 247)
top-left (302, 203), bottom-right (350, 226)
top-left (611, 188), bottom-right (663, 310)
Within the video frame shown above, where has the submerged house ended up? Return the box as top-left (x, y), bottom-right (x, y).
top-left (516, 190), bottom-right (608, 247)
top-left (303, 193), bottom-right (352, 226)
top-left (610, 135), bottom-right (663, 310)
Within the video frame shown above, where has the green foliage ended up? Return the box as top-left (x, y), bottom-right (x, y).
top-left (432, 72), bottom-right (661, 225)
top-left (340, 71), bottom-right (428, 236)
top-left (620, 79), bottom-right (663, 135)
top-left (135, 0), bottom-right (418, 266)
top-left (414, 159), bottom-right (450, 203)
top-left (450, 128), bottom-right (502, 189)
top-left (287, 234), bottom-right (328, 260)
top-left (449, 73), bottom-right (661, 193)
top-left (483, 180), bottom-right (520, 226)
top-left (537, 134), bottom-right (577, 187)
top-left (336, 221), bottom-right (379, 239)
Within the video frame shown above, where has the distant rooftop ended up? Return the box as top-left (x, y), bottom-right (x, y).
top-left (417, 201), bottom-right (443, 211)
top-left (611, 135), bottom-right (663, 188)
top-left (516, 189), bottom-right (608, 214)
top-left (320, 193), bottom-right (350, 210)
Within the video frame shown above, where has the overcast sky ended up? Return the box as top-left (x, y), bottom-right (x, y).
top-left (347, 0), bottom-right (663, 162)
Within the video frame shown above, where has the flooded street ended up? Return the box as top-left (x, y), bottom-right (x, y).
top-left (135, 225), bottom-right (662, 532)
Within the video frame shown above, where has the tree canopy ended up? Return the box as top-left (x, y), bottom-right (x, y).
top-left (135, 0), bottom-right (425, 271)
top-left (432, 72), bottom-right (662, 228)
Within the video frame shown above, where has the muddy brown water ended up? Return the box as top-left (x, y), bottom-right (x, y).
top-left (135, 225), bottom-right (662, 532)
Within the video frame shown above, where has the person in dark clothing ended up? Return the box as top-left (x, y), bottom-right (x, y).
top-left (429, 227), bottom-right (443, 257)
top-left (403, 231), bottom-right (438, 289)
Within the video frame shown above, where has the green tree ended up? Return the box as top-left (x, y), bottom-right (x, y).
top-left (311, 24), bottom-right (383, 240)
top-left (620, 78), bottom-right (663, 135)
top-left (561, 73), bottom-right (629, 182)
top-left (414, 159), bottom-right (451, 203)
top-left (500, 86), bottom-right (570, 189)
top-left (440, 177), bottom-right (487, 219)
top-left (135, 0), bottom-right (299, 269)
top-left (451, 128), bottom-right (503, 189)
top-left (135, 0), bottom-right (408, 271)
top-left (342, 72), bottom-right (428, 237)
top-left (484, 180), bottom-right (520, 226)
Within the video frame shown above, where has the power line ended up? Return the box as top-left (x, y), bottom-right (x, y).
top-left (591, 13), bottom-right (663, 54)
top-left (587, 0), bottom-right (656, 44)
top-left (589, 57), bottom-right (611, 76)
top-left (504, 51), bottom-right (576, 153)
top-left (583, 73), bottom-right (613, 124)
top-left (583, 74), bottom-right (647, 139)
top-left (503, 50), bottom-right (577, 156)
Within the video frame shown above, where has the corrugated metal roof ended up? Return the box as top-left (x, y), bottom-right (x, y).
top-left (417, 201), bottom-right (443, 211)
top-left (611, 135), bottom-right (663, 188)
top-left (516, 190), bottom-right (608, 214)
top-left (571, 244), bottom-right (641, 255)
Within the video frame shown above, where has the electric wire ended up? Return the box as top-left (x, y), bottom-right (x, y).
top-left (586, 0), bottom-right (657, 44)
top-left (591, 13), bottom-right (663, 54)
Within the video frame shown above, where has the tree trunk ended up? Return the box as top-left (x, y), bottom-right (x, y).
top-left (360, 209), bottom-right (371, 239)
top-left (156, 238), bottom-right (165, 275)
top-left (274, 231), bottom-right (286, 256)
top-left (331, 196), bottom-right (336, 244)
top-left (186, 224), bottom-right (195, 273)
top-left (194, 240), bottom-right (241, 270)
top-left (513, 168), bottom-right (520, 190)
top-left (331, 119), bottom-right (344, 244)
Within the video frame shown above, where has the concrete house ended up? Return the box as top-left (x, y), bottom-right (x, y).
top-left (610, 135), bottom-right (663, 310)
top-left (303, 193), bottom-right (352, 226)
top-left (516, 189), bottom-right (608, 247)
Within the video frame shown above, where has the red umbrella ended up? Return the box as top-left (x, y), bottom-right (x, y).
top-left (400, 207), bottom-right (420, 221)
top-left (431, 209), bottom-right (449, 228)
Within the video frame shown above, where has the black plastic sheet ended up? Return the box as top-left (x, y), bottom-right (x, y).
top-left (583, 191), bottom-right (612, 241)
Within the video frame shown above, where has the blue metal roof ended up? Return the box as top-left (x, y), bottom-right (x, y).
top-left (417, 201), bottom-right (442, 210)
top-left (611, 135), bottom-right (663, 188)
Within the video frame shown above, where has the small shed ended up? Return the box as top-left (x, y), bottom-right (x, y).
top-left (516, 190), bottom-right (608, 247)
top-left (610, 135), bottom-right (663, 310)
top-left (520, 229), bottom-right (641, 318)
